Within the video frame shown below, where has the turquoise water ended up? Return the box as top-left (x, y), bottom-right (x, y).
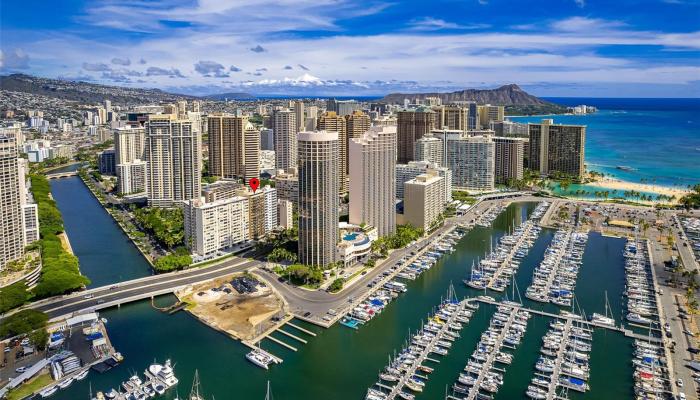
top-left (509, 98), bottom-right (700, 189)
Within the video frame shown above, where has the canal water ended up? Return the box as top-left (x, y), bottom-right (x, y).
top-left (50, 177), bottom-right (152, 287)
top-left (48, 182), bottom-right (634, 400)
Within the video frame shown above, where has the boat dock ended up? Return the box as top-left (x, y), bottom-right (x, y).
top-left (470, 297), bottom-right (662, 344)
top-left (465, 307), bottom-right (518, 400)
top-left (544, 319), bottom-right (573, 400)
top-left (328, 226), bottom-right (459, 328)
top-left (379, 300), bottom-right (470, 399)
top-left (486, 220), bottom-right (539, 290)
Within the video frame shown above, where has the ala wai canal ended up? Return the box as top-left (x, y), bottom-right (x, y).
top-left (48, 177), bottom-right (634, 400)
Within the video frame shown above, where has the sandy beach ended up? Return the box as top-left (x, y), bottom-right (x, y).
top-left (584, 177), bottom-right (691, 202)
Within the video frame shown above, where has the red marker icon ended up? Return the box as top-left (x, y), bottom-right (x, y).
top-left (249, 178), bottom-right (260, 193)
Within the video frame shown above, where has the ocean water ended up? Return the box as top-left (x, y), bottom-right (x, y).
top-left (509, 97), bottom-right (700, 189)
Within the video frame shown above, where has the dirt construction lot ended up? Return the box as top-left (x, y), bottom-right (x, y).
top-left (176, 274), bottom-right (285, 340)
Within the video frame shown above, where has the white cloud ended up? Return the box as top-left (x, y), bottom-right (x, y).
top-left (408, 18), bottom-right (490, 31)
top-left (0, 49), bottom-right (30, 70)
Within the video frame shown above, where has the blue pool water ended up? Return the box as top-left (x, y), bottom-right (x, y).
top-left (344, 233), bottom-right (358, 241)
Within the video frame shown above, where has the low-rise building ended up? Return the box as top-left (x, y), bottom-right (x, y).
top-left (403, 172), bottom-right (445, 232)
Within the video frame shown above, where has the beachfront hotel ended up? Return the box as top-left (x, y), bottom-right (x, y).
top-left (527, 119), bottom-right (586, 179)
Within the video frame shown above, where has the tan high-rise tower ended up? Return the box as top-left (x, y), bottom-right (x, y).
top-left (208, 114), bottom-right (260, 181)
top-left (272, 109), bottom-right (297, 172)
top-left (348, 126), bottom-right (397, 237)
top-left (144, 115), bottom-right (202, 207)
top-left (317, 111), bottom-right (348, 194)
top-left (397, 108), bottom-right (436, 164)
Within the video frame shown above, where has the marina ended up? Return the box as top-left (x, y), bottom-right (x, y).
top-left (525, 229), bottom-right (589, 308)
top-left (39, 195), bottom-right (638, 400)
top-left (449, 302), bottom-right (531, 400)
top-left (464, 201), bottom-right (548, 292)
top-left (365, 288), bottom-right (474, 400)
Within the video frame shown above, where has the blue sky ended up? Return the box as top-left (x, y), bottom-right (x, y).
top-left (1, 0), bottom-right (699, 96)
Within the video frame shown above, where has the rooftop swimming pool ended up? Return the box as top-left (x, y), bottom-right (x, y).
top-left (344, 233), bottom-right (358, 241)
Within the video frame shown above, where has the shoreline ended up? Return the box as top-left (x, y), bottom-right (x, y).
top-left (584, 176), bottom-right (691, 200)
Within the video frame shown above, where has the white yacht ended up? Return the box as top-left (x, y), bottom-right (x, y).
top-left (246, 348), bottom-right (273, 370)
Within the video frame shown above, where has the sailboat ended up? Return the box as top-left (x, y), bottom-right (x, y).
top-left (190, 370), bottom-right (204, 400)
top-left (264, 381), bottom-right (273, 400)
top-left (590, 291), bottom-right (616, 327)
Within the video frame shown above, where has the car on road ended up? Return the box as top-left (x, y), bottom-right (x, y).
top-left (677, 378), bottom-right (684, 388)
top-left (678, 392), bottom-right (686, 400)
top-left (109, 285), bottom-right (119, 289)
top-left (303, 312), bottom-right (311, 317)
top-left (96, 299), bottom-right (105, 304)
top-left (15, 366), bottom-right (27, 373)
top-left (84, 294), bottom-right (93, 299)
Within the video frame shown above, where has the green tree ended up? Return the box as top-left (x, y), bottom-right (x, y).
top-left (0, 310), bottom-right (48, 338)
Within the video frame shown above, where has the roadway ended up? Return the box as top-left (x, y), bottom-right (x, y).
top-left (21, 257), bottom-right (260, 320)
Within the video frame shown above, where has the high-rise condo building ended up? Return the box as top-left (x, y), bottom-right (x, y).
top-left (144, 115), bottom-right (202, 207)
top-left (528, 119), bottom-right (586, 179)
top-left (345, 110), bottom-right (371, 142)
top-left (298, 131), bottom-right (339, 266)
top-left (293, 101), bottom-right (305, 132)
top-left (274, 168), bottom-right (298, 204)
top-left (17, 159), bottom-right (39, 246)
top-left (260, 128), bottom-right (274, 151)
top-left (434, 131), bottom-right (495, 191)
top-left (0, 136), bottom-right (24, 270)
top-left (116, 160), bottom-right (147, 195)
top-left (348, 126), bottom-right (397, 237)
top-left (272, 109), bottom-right (297, 172)
top-left (277, 199), bottom-right (293, 229)
top-left (317, 111), bottom-right (348, 194)
top-left (494, 137), bottom-right (524, 185)
top-left (478, 105), bottom-right (505, 129)
top-left (208, 114), bottom-right (260, 181)
top-left (202, 180), bottom-right (244, 203)
top-left (403, 172), bottom-right (445, 232)
top-left (414, 136), bottom-right (444, 165)
top-left (305, 106), bottom-right (318, 131)
top-left (183, 196), bottom-right (249, 257)
top-left (433, 105), bottom-right (468, 131)
top-left (327, 99), bottom-right (360, 116)
top-left (397, 108), bottom-right (436, 164)
top-left (114, 126), bottom-right (146, 164)
top-left (396, 161), bottom-right (452, 203)
top-left (98, 150), bottom-right (116, 175)
top-left (241, 185), bottom-right (278, 239)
